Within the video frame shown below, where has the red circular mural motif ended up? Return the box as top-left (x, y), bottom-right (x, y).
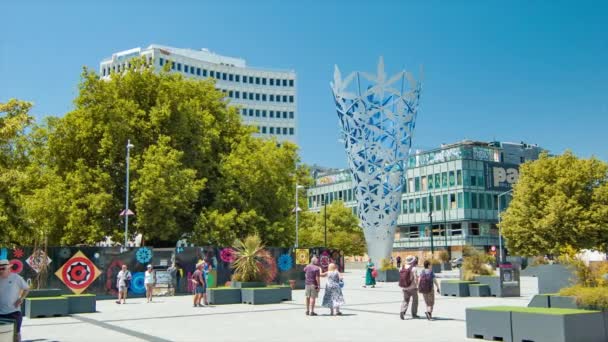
top-left (9, 259), bottom-right (23, 274)
top-left (61, 257), bottom-right (96, 290)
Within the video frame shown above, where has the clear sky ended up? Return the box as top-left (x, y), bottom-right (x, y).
top-left (1, 1), bottom-right (607, 168)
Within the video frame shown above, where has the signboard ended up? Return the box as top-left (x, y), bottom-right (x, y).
top-left (154, 270), bottom-right (172, 285)
top-left (316, 172), bottom-right (351, 186)
top-left (485, 162), bottom-right (520, 190)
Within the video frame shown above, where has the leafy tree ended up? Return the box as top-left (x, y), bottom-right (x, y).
top-left (500, 151), bottom-right (608, 256)
top-left (298, 201), bottom-right (365, 256)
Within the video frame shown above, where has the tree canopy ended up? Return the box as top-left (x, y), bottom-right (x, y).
top-left (500, 151), bottom-right (608, 256)
top-left (1, 59), bottom-right (306, 247)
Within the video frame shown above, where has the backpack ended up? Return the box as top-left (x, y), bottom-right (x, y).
top-left (399, 267), bottom-right (413, 288)
top-left (418, 270), bottom-right (434, 293)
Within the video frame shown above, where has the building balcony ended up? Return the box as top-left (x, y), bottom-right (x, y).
top-left (393, 235), bottom-right (499, 249)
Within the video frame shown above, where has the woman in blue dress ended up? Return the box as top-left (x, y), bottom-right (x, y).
top-left (364, 258), bottom-right (376, 288)
top-left (321, 263), bottom-right (345, 315)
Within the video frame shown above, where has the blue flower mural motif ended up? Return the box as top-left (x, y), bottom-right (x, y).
top-left (277, 254), bottom-right (293, 272)
top-left (136, 247), bottom-right (152, 264)
top-left (129, 272), bottom-right (146, 295)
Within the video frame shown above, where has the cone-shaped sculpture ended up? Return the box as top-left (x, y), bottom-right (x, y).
top-left (331, 58), bottom-right (421, 265)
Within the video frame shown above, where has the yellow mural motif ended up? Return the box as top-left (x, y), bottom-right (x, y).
top-left (296, 249), bottom-right (309, 265)
top-left (55, 251), bottom-right (101, 295)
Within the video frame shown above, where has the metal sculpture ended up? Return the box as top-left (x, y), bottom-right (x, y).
top-left (331, 57), bottom-right (421, 264)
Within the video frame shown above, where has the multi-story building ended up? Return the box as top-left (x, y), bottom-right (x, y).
top-left (307, 140), bottom-right (544, 258)
top-left (100, 45), bottom-right (297, 143)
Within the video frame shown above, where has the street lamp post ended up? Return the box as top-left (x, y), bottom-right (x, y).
top-left (429, 193), bottom-right (435, 256)
top-left (497, 189), bottom-right (514, 264)
top-left (124, 140), bottom-right (134, 248)
top-left (295, 184), bottom-right (305, 248)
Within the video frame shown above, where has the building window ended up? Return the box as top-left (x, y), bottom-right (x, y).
top-left (402, 200), bottom-right (407, 214)
top-left (415, 198), bottom-right (421, 213)
top-left (283, 95), bottom-right (288, 102)
top-left (450, 193), bottom-right (457, 209)
top-left (159, 58), bottom-right (164, 66)
top-left (451, 223), bottom-right (462, 236)
top-left (289, 95), bottom-right (294, 103)
top-left (289, 127), bottom-right (294, 135)
top-left (262, 110), bottom-right (267, 117)
top-left (191, 67), bottom-right (196, 75)
top-left (270, 95), bottom-right (274, 102)
top-left (421, 176), bottom-right (427, 191)
top-left (422, 197), bottom-right (427, 212)
top-left (235, 75), bottom-right (240, 82)
top-left (249, 93), bottom-right (254, 100)
top-left (443, 194), bottom-right (448, 210)
top-left (249, 76), bottom-right (254, 83)
top-left (449, 171), bottom-right (455, 186)
top-left (435, 195), bottom-right (441, 210)
top-left (229, 74), bottom-right (233, 81)
top-left (442, 172), bottom-right (448, 188)
top-left (289, 111), bottom-right (294, 119)
top-left (243, 76), bottom-right (248, 83)
top-left (255, 110), bottom-right (260, 117)
top-left (470, 174), bottom-right (477, 186)
top-left (435, 174), bottom-right (441, 188)
top-left (222, 73), bottom-right (227, 80)
top-left (270, 79), bottom-right (274, 86)
top-left (262, 78), bottom-right (267, 85)
top-left (283, 79), bottom-right (287, 86)
top-left (414, 177), bottom-right (420, 192)
top-left (235, 91), bottom-right (240, 99)
top-left (270, 111), bottom-right (274, 118)
top-left (255, 93), bottom-right (260, 101)
top-left (470, 223), bottom-right (480, 236)
top-left (270, 127), bottom-right (274, 134)
top-left (283, 127), bottom-right (288, 135)
top-left (177, 63), bottom-right (181, 71)
top-left (458, 192), bottom-right (464, 208)
top-left (228, 91), bottom-right (233, 98)
top-left (203, 69), bottom-right (207, 76)
top-left (428, 173), bottom-right (434, 189)
top-left (457, 170), bottom-right (463, 185)
top-left (262, 126), bottom-right (267, 134)
top-left (262, 94), bottom-right (267, 101)
top-left (242, 91), bottom-right (248, 99)
top-left (242, 108), bottom-right (247, 115)
top-left (408, 178), bottom-right (414, 192)
top-left (428, 195), bottom-right (434, 211)
top-left (486, 193), bottom-right (493, 210)
top-left (479, 193), bottom-right (486, 209)
top-left (197, 68), bottom-right (201, 76)
top-left (210, 70), bottom-right (214, 77)
top-left (284, 111), bottom-right (289, 119)
top-left (471, 193), bottom-right (478, 209)
top-left (289, 79), bottom-right (294, 87)
top-left (249, 109), bottom-right (254, 116)
top-left (185, 65), bottom-right (189, 73)
top-left (408, 199), bottom-right (414, 213)
top-left (276, 95), bottom-right (281, 103)
top-left (255, 77), bottom-right (260, 84)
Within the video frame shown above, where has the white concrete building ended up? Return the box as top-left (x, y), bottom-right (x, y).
top-left (100, 44), bottom-right (297, 143)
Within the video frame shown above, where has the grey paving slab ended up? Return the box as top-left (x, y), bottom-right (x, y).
top-left (21, 269), bottom-right (539, 342)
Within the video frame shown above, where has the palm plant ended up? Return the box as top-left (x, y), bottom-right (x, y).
top-left (231, 235), bottom-right (272, 282)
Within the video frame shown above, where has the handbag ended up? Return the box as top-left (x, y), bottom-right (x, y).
top-left (339, 279), bottom-right (345, 289)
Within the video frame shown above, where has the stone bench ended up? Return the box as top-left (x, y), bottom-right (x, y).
top-left (62, 294), bottom-right (96, 314)
top-left (469, 284), bottom-right (491, 297)
top-left (207, 287), bottom-right (242, 305)
top-left (25, 297), bottom-right (69, 318)
top-left (440, 280), bottom-right (478, 297)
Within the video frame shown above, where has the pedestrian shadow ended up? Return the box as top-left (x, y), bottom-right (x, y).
top-left (429, 317), bottom-right (459, 321)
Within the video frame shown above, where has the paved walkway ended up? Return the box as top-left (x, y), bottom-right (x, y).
top-left (22, 269), bottom-right (537, 342)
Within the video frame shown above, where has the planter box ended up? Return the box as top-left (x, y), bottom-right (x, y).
top-left (469, 284), bottom-right (491, 297)
top-left (466, 307), bottom-right (513, 342)
top-left (549, 295), bottom-right (579, 309)
top-left (475, 275), bottom-right (520, 297)
top-left (206, 288), bottom-right (242, 305)
top-left (22, 288), bottom-right (64, 313)
top-left (441, 280), bottom-right (478, 297)
top-left (512, 308), bottom-right (606, 342)
top-left (241, 288), bottom-right (285, 305)
top-left (62, 294), bottom-right (96, 314)
top-left (0, 319), bottom-right (15, 342)
top-left (431, 264), bottom-right (442, 274)
top-left (521, 264), bottom-right (576, 294)
top-left (375, 269), bottom-right (399, 282)
top-left (230, 281), bottom-right (266, 289)
top-left (25, 297), bottom-right (69, 318)
top-left (528, 294), bottom-right (550, 308)
top-left (441, 262), bottom-right (452, 271)
top-left (269, 286), bottom-right (292, 301)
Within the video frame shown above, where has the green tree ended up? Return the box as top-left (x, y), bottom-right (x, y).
top-left (500, 151), bottom-right (608, 256)
top-left (298, 201), bottom-right (365, 256)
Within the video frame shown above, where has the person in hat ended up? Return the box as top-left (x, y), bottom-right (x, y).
top-left (191, 261), bottom-right (206, 307)
top-left (144, 264), bottom-right (156, 303)
top-left (0, 259), bottom-right (29, 342)
top-left (399, 255), bottom-right (419, 319)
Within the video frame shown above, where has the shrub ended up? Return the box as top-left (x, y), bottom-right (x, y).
top-left (461, 248), bottom-right (495, 280)
top-left (379, 258), bottom-right (397, 271)
top-left (462, 245), bottom-right (478, 257)
top-left (231, 235), bottom-right (273, 282)
top-left (530, 256), bottom-right (549, 266)
top-left (438, 250), bottom-right (450, 263)
top-left (559, 285), bottom-right (608, 310)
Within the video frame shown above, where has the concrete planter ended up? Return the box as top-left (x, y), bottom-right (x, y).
top-left (528, 294), bottom-right (551, 308)
top-left (475, 275), bottom-right (520, 297)
top-left (241, 288), bottom-right (285, 305)
top-left (441, 262), bottom-right (452, 271)
top-left (521, 264), bottom-right (576, 294)
top-left (375, 269), bottom-right (399, 282)
top-left (441, 281), bottom-right (478, 297)
top-left (230, 281), bottom-right (266, 289)
top-left (0, 319), bottom-right (15, 342)
top-left (62, 294), bottom-right (96, 314)
top-left (431, 264), bottom-right (442, 274)
top-left (22, 288), bottom-right (64, 313)
top-left (466, 307), bottom-right (513, 342)
top-left (25, 297), bottom-right (69, 318)
top-left (512, 309), bottom-right (606, 342)
top-left (206, 288), bottom-right (242, 305)
top-left (549, 295), bottom-right (579, 309)
top-left (469, 284), bottom-right (491, 297)
top-left (270, 286), bottom-right (292, 301)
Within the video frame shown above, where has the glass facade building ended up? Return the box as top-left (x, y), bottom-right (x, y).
top-left (307, 140), bottom-right (544, 257)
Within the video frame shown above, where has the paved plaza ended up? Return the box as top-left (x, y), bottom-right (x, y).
top-left (22, 268), bottom-right (536, 342)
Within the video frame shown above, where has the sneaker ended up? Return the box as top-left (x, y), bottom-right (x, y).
top-left (336, 311), bottom-right (343, 316)
top-left (412, 314), bottom-right (420, 319)
top-left (116, 301), bottom-right (121, 304)
top-left (425, 312), bottom-right (431, 320)
top-left (305, 311), bottom-right (309, 316)
top-left (310, 312), bottom-right (318, 316)
top-left (428, 312), bottom-right (433, 321)
top-left (400, 311), bottom-right (405, 320)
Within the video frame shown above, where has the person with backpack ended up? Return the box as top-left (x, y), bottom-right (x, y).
top-left (191, 262), bottom-right (206, 307)
top-left (399, 255), bottom-right (419, 319)
top-left (116, 264), bottom-right (132, 304)
top-left (419, 260), bottom-right (441, 320)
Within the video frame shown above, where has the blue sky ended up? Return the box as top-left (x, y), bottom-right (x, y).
top-left (1, 1), bottom-right (607, 167)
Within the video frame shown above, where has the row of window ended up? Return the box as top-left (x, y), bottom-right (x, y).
top-left (221, 89), bottom-right (294, 103)
top-left (308, 189), bottom-right (355, 209)
top-left (402, 192), bottom-right (506, 214)
top-left (256, 126), bottom-right (295, 135)
top-left (159, 58), bottom-right (294, 87)
top-left (405, 169), bottom-right (486, 193)
top-left (400, 222), bottom-right (496, 239)
top-left (241, 108), bottom-right (295, 119)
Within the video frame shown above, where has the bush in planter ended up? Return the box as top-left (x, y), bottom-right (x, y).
top-left (559, 285), bottom-right (608, 310)
top-left (231, 235), bottom-right (273, 284)
top-left (438, 250), bottom-right (450, 264)
top-left (379, 258), bottom-right (397, 271)
top-left (461, 251), bottom-right (495, 281)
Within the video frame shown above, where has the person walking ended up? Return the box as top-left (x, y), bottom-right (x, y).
top-left (116, 264), bottom-right (132, 304)
top-left (303, 256), bottom-right (322, 316)
top-left (144, 264), bottom-right (156, 303)
top-left (419, 260), bottom-right (441, 320)
top-left (191, 262), bottom-right (206, 307)
top-left (399, 256), bottom-right (419, 319)
top-left (321, 263), bottom-right (345, 316)
top-left (203, 259), bottom-right (212, 305)
top-left (167, 262), bottom-right (178, 294)
top-left (396, 255), bottom-right (402, 269)
top-left (363, 258), bottom-right (376, 288)
top-left (0, 259), bottom-right (29, 342)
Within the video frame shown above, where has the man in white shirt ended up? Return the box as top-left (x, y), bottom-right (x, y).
top-left (0, 259), bottom-right (29, 342)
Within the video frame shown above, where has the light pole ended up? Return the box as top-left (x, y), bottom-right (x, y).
top-left (497, 189), bottom-right (514, 264)
top-left (429, 193), bottom-right (435, 256)
top-left (294, 184), bottom-right (305, 248)
top-left (124, 140), bottom-right (134, 248)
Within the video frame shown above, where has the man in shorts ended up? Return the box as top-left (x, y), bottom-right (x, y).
top-left (191, 262), bottom-right (206, 307)
top-left (303, 256), bottom-right (322, 316)
top-left (0, 259), bottom-right (29, 342)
